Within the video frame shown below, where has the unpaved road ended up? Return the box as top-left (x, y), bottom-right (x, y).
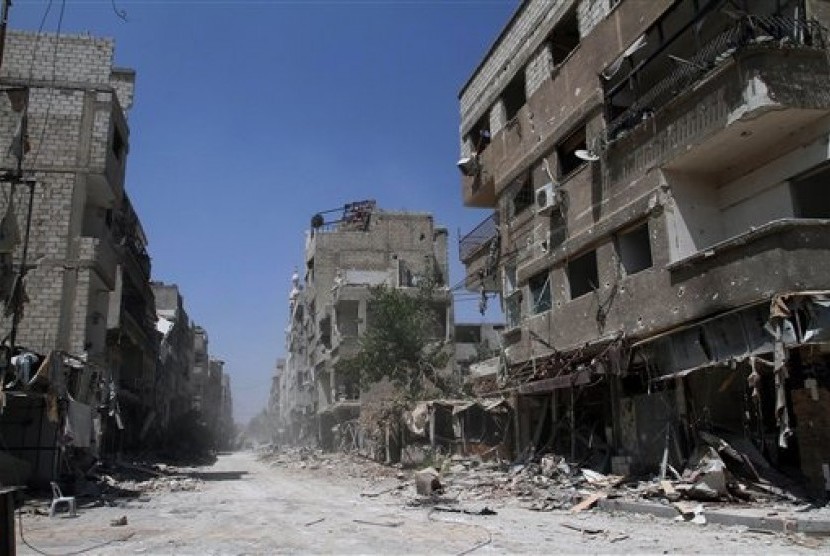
top-left (16, 451), bottom-right (825, 554)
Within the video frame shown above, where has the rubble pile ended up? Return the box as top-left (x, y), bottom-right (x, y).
top-left (259, 446), bottom-right (401, 483)
top-left (88, 460), bottom-right (204, 497)
top-left (435, 454), bottom-right (622, 511)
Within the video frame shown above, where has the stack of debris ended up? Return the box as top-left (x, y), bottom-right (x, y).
top-left (401, 431), bottom-right (812, 517)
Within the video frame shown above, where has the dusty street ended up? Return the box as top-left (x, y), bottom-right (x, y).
top-left (15, 451), bottom-right (827, 554)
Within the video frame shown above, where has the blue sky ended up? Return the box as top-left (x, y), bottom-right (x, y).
top-left (10, 0), bottom-right (517, 423)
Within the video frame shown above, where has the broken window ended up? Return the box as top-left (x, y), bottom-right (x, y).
top-left (791, 164), bottom-right (830, 218)
top-left (511, 176), bottom-right (533, 217)
top-left (567, 249), bottom-right (598, 299)
top-left (547, 5), bottom-right (580, 66)
top-left (467, 111), bottom-right (491, 154)
top-left (503, 265), bottom-right (522, 328)
top-left (557, 126), bottom-right (587, 178)
top-left (528, 270), bottom-right (552, 314)
top-left (616, 222), bottom-right (653, 276)
top-left (502, 69), bottom-right (527, 122)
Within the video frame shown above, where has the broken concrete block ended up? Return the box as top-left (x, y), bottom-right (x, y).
top-left (415, 468), bottom-right (442, 496)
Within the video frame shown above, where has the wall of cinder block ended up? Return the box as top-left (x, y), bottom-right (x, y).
top-left (459, 0), bottom-right (616, 155)
top-left (0, 31), bottom-right (134, 357)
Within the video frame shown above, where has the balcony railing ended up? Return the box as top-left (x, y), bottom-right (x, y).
top-left (606, 16), bottom-right (827, 142)
top-left (459, 212), bottom-right (499, 263)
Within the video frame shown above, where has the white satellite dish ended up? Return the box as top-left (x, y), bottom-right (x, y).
top-left (575, 149), bottom-right (600, 162)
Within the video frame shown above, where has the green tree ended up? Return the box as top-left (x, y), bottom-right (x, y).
top-left (336, 279), bottom-right (454, 400)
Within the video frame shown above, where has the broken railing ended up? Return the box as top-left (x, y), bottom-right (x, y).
top-left (605, 16), bottom-right (828, 142)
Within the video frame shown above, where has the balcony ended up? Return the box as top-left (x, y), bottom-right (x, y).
top-left (605, 16), bottom-right (830, 185)
top-left (88, 98), bottom-right (129, 206)
top-left (459, 212), bottom-right (500, 292)
top-left (78, 236), bottom-right (117, 287)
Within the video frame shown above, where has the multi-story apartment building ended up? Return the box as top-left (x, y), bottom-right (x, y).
top-left (152, 282), bottom-right (195, 446)
top-left (0, 30), bottom-right (162, 477)
top-left (280, 202), bottom-right (453, 449)
top-left (458, 0), bottom-right (830, 496)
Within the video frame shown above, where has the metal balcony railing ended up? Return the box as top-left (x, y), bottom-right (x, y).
top-left (606, 16), bottom-right (828, 142)
top-left (459, 212), bottom-right (499, 263)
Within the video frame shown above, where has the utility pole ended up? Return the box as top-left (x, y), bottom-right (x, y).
top-left (0, 0), bottom-right (11, 73)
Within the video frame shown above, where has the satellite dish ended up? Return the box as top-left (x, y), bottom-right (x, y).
top-left (575, 149), bottom-right (600, 162)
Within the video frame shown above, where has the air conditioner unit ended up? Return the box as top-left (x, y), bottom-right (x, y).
top-left (535, 182), bottom-right (560, 216)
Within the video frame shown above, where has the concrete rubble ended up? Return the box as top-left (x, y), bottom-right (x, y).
top-left (256, 441), bottom-right (830, 536)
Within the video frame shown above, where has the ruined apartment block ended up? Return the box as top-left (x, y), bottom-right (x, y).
top-left (0, 30), bottom-right (164, 479)
top-left (279, 203), bottom-right (453, 449)
top-left (0, 31), bottom-right (141, 362)
top-left (458, 0), bottom-right (830, 497)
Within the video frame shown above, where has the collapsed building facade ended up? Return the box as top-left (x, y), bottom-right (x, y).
top-left (458, 0), bottom-right (830, 498)
top-left (0, 31), bottom-right (233, 486)
top-left (277, 203), bottom-right (454, 450)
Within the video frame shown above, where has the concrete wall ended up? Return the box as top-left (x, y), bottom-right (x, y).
top-left (460, 0), bottom-right (830, 366)
top-left (0, 31), bottom-right (135, 360)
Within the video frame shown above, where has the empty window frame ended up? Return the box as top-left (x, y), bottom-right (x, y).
top-left (567, 249), bottom-right (598, 299)
top-left (528, 270), bottom-right (552, 314)
top-left (616, 223), bottom-right (653, 276)
top-left (791, 163), bottom-right (830, 218)
top-left (557, 126), bottom-right (587, 177)
top-left (467, 111), bottom-right (491, 154)
top-left (320, 315), bottom-right (332, 349)
top-left (548, 5), bottom-right (580, 66)
top-left (511, 176), bottom-right (533, 217)
top-left (502, 69), bottom-right (527, 122)
top-left (503, 265), bottom-right (522, 328)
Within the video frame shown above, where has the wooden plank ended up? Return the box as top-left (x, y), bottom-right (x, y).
top-left (571, 491), bottom-right (607, 513)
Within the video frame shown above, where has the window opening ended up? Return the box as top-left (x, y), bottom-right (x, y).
top-left (617, 223), bottom-right (653, 275)
top-left (468, 111), bottom-right (491, 154)
top-left (548, 5), bottom-right (580, 66)
top-left (557, 126), bottom-right (587, 177)
top-left (456, 325), bottom-right (482, 344)
top-left (502, 69), bottom-right (527, 122)
top-left (504, 265), bottom-right (522, 328)
top-left (529, 270), bottom-right (552, 314)
top-left (320, 315), bottom-right (332, 349)
top-left (567, 249), bottom-right (598, 299)
top-left (511, 177), bottom-right (533, 217)
top-left (791, 164), bottom-right (830, 218)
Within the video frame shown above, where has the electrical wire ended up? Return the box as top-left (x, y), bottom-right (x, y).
top-left (28, 0), bottom-right (67, 171)
top-left (16, 507), bottom-right (134, 556)
top-left (111, 0), bottom-right (128, 22)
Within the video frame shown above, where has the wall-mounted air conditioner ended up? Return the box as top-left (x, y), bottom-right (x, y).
top-left (535, 182), bottom-right (560, 216)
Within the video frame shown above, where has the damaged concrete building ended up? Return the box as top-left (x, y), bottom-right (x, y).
top-left (0, 31), bottom-right (235, 485)
top-left (0, 30), bottom-right (154, 483)
top-left (458, 0), bottom-right (830, 497)
top-left (278, 202), bottom-right (453, 450)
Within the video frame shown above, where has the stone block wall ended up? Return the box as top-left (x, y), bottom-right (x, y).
top-left (0, 31), bottom-right (135, 358)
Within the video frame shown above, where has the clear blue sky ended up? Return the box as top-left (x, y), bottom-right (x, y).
top-left (10, 0), bottom-right (517, 423)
